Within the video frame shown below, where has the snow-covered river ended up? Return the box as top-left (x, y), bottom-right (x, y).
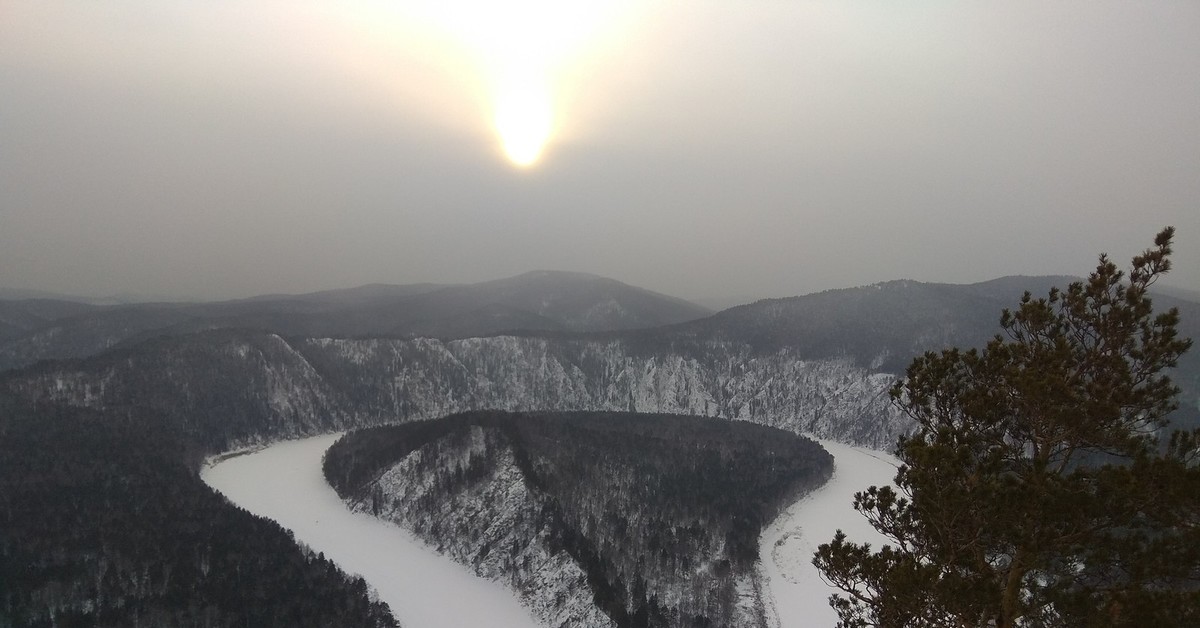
top-left (202, 433), bottom-right (897, 628)
top-left (759, 440), bottom-right (899, 628)
top-left (201, 434), bottom-right (541, 628)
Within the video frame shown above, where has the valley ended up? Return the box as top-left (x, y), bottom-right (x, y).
top-left (8, 7), bottom-right (1198, 623)
top-left (2, 270), bottom-right (1194, 627)
top-left (203, 430), bottom-right (898, 628)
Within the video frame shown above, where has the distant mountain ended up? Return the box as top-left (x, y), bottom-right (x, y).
top-left (1153, 283), bottom-right (1200, 304)
top-left (686, 294), bottom-right (764, 312)
top-left (236, 270), bottom-right (712, 339)
top-left (0, 299), bottom-right (103, 343)
top-left (0, 287), bottom-right (182, 304)
top-left (657, 276), bottom-right (1091, 370)
top-left (215, 282), bottom-right (449, 306)
top-left (0, 287), bottom-right (97, 302)
top-left (422, 271), bottom-right (713, 333)
top-left (0, 271), bottom-right (711, 371)
top-left (644, 275), bottom-right (1199, 417)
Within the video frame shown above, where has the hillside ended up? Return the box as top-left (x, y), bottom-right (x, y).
top-left (0, 299), bottom-right (102, 343)
top-left (643, 276), bottom-right (1200, 418)
top-left (6, 274), bottom-right (1195, 452)
top-left (3, 329), bottom-right (908, 452)
top-left (0, 271), bottom-right (711, 371)
top-left (324, 411), bottom-right (833, 628)
top-left (0, 394), bottom-right (397, 628)
top-left (653, 276), bottom-right (1078, 372)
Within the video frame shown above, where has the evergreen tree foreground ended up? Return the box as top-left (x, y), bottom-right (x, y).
top-left (815, 228), bottom-right (1199, 627)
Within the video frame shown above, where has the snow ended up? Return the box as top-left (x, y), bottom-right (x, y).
top-left (760, 439), bottom-right (900, 628)
top-left (201, 432), bottom-right (898, 628)
top-left (200, 433), bottom-right (540, 628)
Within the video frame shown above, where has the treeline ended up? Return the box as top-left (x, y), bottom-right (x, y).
top-left (0, 394), bottom-right (397, 628)
top-left (325, 410), bottom-right (834, 628)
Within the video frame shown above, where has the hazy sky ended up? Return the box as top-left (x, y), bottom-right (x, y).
top-left (3, 1), bottom-right (1198, 302)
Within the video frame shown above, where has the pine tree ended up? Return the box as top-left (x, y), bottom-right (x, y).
top-left (814, 228), bottom-right (1199, 627)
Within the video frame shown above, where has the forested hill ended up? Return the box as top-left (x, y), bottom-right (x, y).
top-left (628, 276), bottom-right (1200, 420)
top-left (5, 274), bottom-right (1196, 383)
top-left (0, 270), bottom-right (711, 371)
top-left (0, 394), bottom-right (397, 628)
top-left (324, 411), bottom-right (834, 628)
top-left (640, 276), bottom-right (1077, 371)
top-left (657, 276), bottom-right (1200, 376)
top-left (0, 298), bottom-right (101, 342)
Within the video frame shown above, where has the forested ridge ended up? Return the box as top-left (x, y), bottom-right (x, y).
top-left (325, 410), bottom-right (834, 628)
top-left (0, 271), bottom-right (712, 372)
top-left (0, 394), bottom-right (397, 628)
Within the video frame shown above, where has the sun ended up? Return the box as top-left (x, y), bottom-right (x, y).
top-left (495, 76), bottom-right (553, 167)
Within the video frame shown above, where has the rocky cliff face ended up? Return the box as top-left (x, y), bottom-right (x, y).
top-left (300, 336), bottom-right (908, 450)
top-left (3, 330), bottom-right (910, 452)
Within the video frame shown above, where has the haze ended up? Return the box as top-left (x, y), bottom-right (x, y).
top-left (2, 1), bottom-right (1198, 303)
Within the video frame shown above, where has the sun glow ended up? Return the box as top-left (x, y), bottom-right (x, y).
top-left (399, 0), bottom-right (640, 168)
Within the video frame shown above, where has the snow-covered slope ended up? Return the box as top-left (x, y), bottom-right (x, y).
top-left (6, 331), bottom-right (912, 452)
top-left (356, 425), bottom-right (615, 628)
top-left (301, 336), bottom-right (909, 449)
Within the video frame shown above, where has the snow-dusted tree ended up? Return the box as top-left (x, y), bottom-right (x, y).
top-left (814, 228), bottom-right (1199, 627)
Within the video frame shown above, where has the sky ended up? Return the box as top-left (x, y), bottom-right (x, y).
top-left (3, 1), bottom-right (1198, 303)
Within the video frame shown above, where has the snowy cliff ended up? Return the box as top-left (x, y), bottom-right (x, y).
top-left (3, 329), bottom-right (910, 452)
top-left (300, 336), bottom-right (908, 450)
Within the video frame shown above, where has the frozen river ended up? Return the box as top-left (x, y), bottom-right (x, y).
top-left (201, 434), bottom-right (541, 628)
top-left (759, 440), bottom-right (899, 628)
top-left (202, 433), bottom-right (897, 628)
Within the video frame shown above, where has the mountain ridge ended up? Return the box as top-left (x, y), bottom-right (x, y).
top-left (3, 271), bottom-right (1195, 627)
top-left (0, 271), bottom-right (713, 372)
